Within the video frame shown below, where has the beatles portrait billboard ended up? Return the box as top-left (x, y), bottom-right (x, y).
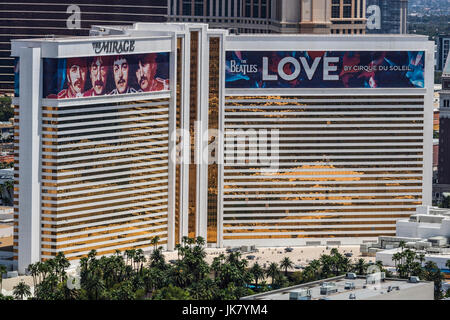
top-left (225, 51), bottom-right (425, 89)
top-left (43, 52), bottom-right (170, 99)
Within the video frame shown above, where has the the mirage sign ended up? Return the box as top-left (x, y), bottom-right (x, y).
top-left (225, 51), bottom-right (425, 89)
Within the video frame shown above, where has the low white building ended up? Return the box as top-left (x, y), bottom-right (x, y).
top-left (396, 206), bottom-right (450, 239)
top-left (374, 206), bottom-right (450, 270)
top-left (376, 247), bottom-right (450, 269)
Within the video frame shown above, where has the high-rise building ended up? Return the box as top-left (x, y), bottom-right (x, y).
top-left (366, 0), bottom-right (408, 34)
top-left (438, 56), bottom-right (450, 187)
top-left (0, 0), bottom-right (167, 94)
top-left (168, 0), bottom-right (366, 34)
top-left (436, 35), bottom-right (450, 72)
top-left (12, 23), bottom-right (433, 273)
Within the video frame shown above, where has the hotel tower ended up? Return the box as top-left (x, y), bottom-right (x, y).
top-left (11, 23), bottom-right (434, 273)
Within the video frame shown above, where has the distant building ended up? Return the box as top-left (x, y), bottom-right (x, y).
top-left (366, 0), bottom-right (408, 34)
top-left (437, 55), bottom-right (450, 202)
top-left (436, 35), bottom-right (450, 72)
top-left (168, 0), bottom-right (367, 34)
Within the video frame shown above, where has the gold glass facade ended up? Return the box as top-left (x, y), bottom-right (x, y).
top-left (207, 36), bottom-right (220, 244)
top-left (222, 95), bottom-right (424, 241)
top-left (188, 31), bottom-right (199, 238)
top-left (39, 99), bottom-right (170, 260)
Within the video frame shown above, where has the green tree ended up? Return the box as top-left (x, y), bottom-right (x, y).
top-left (27, 263), bottom-right (39, 288)
top-left (309, 259), bottom-right (321, 280)
top-left (249, 262), bottom-right (265, 290)
top-left (353, 258), bottom-right (367, 275)
top-left (109, 281), bottom-right (136, 300)
top-left (280, 257), bottom-right (294, 277)
top-left (13, 281), bottom-right (31, 300)
top-left (423, 261), bottom-right (445, 300)
top-left (151, 236), bottom-right (160, 251)
top-left (152, 284), bottom-right (191, 300)
top-left (0, 293), bottom-right (13, 300)
top-left (266, 262), bottom-right (280, 286)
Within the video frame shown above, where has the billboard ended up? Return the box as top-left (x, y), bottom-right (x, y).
top-left (225, 51), bottom-right (425, 89)
top-left (43, 52), bottom-right (170, 99)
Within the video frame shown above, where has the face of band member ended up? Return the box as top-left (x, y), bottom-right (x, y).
top-left (113, 56), bottom-right (129, 94)
top-left (67, 59), bottom-right (86, 95)
top-left (90, 57), bottom-right (108, 95)
top-left (136, 56), bottom-right (157, 92)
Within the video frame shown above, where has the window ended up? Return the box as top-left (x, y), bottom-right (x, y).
top-left (343, 5), bottom-right (352, 18)
top-left (245, 0), bottom-right (251, 18)
top-left (332, 0), bottom-right (340, 18)
top-left (360, 0), bottom-right (363, 18)
top-left (253, 0), bottom-right (259, 18)
top-left (261, 0), bottom-right (267, 18)
top-left (183, 0), bottom-right (191, 16)
top-left (194, 0), bottom-right (203, 16)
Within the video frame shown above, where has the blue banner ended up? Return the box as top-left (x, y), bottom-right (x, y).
top-left (225, 51), bottom-right (425, 89)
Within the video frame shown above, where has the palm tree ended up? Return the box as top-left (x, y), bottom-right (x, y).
top-left (399, 241), bottom-right (406, 255)
top-left (84, 268), bottom-right (106, 300)
top-left (54, 252), bottom-right (70, 282)
top-left (211, 256), bottom-right (223, 280)
top-left (27, 263), bottom-right (39, 287)
top-left (250, 262), bottom-right (265, 289)
top-left (280, 257), bottom-right (294, 277)
top-left (392, 252), bottom-right (402, 270)
top-left (309, 259), bottom-right (321, 280)
top-left (354, 258), bottom-right (367, 275)
top-left (0, 264), bottom-right (6, 293)
top-left (266, 262), bottom-right (280, 286)
top-left (195, 236), bottom-right (205, 246)
top-left (375, 260), bottom-right (384, 274)
top-left (417, 253), bottom-right (426, 267)
top-left (125, 249), bottom-right (136, 269)
top-left (151, 236), bottom-right (160, 251)
top-left (13, 281), bottom-right (31, 300)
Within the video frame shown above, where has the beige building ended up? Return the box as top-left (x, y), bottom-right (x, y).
top-left (168, 0), bottom-right (366, 34)
top-left (330, 0), bottom-right (367, 34)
